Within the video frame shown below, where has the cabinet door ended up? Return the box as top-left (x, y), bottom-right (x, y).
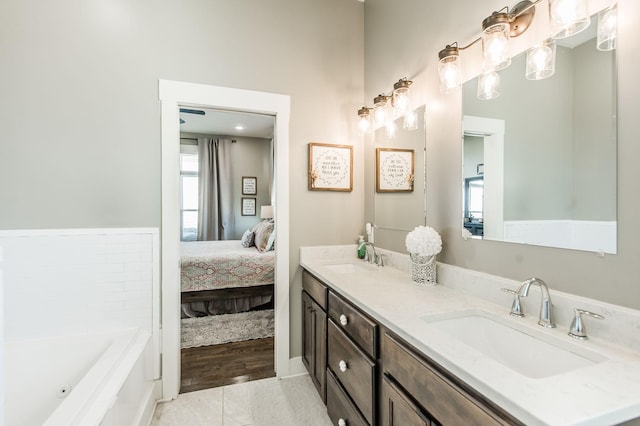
top-left (302, 291), bottom-right (315, 374)
top-left (302, 290), bottom-right (327, 402)
top-left (381, 374), bottom-right (433, 426)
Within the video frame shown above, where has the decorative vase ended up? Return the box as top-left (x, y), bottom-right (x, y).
top-left (410, 253), bottom-right (436, 285)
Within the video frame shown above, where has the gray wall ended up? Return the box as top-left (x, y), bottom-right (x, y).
top-left (365, 0), bottom-right (640, 310)
top-left (181, 134), bottom-right (273, 239)
top-left (572, 40), bottom-right (617, 220)
top-left (0, 0), bottom-right (365, 358)
top-left (462, 51), bottom-right (574, 221)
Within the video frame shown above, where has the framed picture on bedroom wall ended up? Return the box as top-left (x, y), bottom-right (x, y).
top-left (242, 176), bottom-right (257, 195)
top-left (241, 197), bottom-right (256, 216)
top-left (308, 142), bottom-right (353, 191)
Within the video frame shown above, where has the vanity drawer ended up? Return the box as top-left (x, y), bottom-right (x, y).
top-left (382, 333), bottom-right (518, 426)
top-left (326, 368), bottom-right (368, 426)
top-left (328, 319), bottom-right (376, 425)
top-left (303, 270), bottom-right (328, 310)
top-left (328, 290), bottom-right (378, 358)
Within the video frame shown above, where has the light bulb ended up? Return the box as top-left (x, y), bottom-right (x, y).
top-left (358, 115), bottom-right (370, 135)
top-left (438, 45), bottom-right (461, 94)
top-left (392, 79), bottom-right (412, 118)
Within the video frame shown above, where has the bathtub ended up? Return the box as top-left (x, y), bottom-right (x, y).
top-left (4, 328), bottom-right (158, 426)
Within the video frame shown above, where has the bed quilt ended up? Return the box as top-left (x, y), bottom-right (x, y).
top-left (181, 240), bottom-right (275, 292)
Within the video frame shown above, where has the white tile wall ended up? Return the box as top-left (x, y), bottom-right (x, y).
top-left (0, 228), bottom-right (159, 342)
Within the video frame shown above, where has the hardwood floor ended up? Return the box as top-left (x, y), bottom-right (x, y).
top-left (180, 337), bottom-right (275, 393)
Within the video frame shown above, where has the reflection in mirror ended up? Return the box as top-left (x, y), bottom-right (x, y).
top-left (374, 105), bottom-right (426, 231)
top-left (462, 18), bottom-right (617, 253)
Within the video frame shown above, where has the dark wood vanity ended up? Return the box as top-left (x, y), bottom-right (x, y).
top-left (302, 269), bottom-right (523, 426)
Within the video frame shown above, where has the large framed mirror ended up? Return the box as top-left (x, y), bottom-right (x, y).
top-left (462, 15), bottom-right (617, 254)
top-left (374, 104), bottom-right (426, 231)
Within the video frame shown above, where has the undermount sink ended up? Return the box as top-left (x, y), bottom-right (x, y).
top-left (421, 310), bottom-right (606, 379)
top-left (323, 261), bottom-right (379, 274)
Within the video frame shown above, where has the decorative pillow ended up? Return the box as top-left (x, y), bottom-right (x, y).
top-left (265, 226), bottom-right (276, 251)
top-left (240, 229), bottom-right (255, 247)
top-left (254, 221), bottom-right (275, 252)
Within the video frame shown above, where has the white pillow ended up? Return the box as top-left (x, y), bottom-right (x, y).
top-left (265, 227), bottom-right (276, 251)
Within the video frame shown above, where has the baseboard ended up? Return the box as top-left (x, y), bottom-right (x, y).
top-left (285, 356), bottom-right (307, 377)
top-left (138, 380), bottom-right (163, 426)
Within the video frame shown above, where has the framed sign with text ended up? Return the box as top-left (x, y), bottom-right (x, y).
top-left (376, 148), bottom-right (414, 192)
top-left (242, 176), bottom-right (257, 195)
top-left (308, 142), bottom-right (353, 191)
top-left (241, 197), bottom-right (256, 216)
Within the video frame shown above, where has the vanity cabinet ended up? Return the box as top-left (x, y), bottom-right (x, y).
top-left (302, 267), bottom-right (522, 426)
top-left (302, 271), bottom-right (328, 402)
top-left (381, 332), bottom-right (522, 426)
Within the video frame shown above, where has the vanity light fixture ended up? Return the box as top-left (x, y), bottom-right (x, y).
top-left (357, 78), bottom-right (418, 136)
top-left (525, 38), bottom-right (556, 80)
top-left (438, 1), bottom-right (538, 93)
top-left (477, 70), bottom-right (501, 100)
top-left (597, 3), bottom-right (617, 52)
top-left (548, 0), bottom-right (590, 39)
top-left (357, 107), bottom-right (372, 135)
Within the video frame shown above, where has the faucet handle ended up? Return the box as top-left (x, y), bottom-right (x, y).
top-left (568, 308), bottom-right (604, 340)
top-left (376, 254), bottom-right (385, 267)
top-left (501, 288), bottom-right (525, 317)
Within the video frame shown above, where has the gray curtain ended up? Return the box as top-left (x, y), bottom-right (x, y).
top-left (197, 138), bottom-right (234, 241)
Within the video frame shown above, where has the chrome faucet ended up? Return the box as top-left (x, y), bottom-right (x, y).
top-left (358, 241), bottom-right (378, 265)
top-left (517, 277), bottom-right (556, 328)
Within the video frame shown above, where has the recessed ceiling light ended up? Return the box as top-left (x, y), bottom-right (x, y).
top-left (235, 125), bottom-right (245, 131)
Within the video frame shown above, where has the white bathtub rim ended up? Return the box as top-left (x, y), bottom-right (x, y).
top-left (42, 327), bottom-right (148, 426)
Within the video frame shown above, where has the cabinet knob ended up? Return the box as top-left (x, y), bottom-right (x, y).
top-left (338, 419), bottom-right (347, 426)
top-left (339, 314), bottom-right (348, 326)
top-left (339, 360), bottom-right (348, 372)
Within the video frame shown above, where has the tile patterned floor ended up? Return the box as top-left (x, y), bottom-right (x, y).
top-left (151, 375), bottom-right (333, 426)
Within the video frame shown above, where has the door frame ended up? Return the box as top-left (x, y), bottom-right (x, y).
top-left (159, 79), bottom-right (290, 399)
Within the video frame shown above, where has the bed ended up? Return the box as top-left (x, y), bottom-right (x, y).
top-left (180, 239), bottom-right (275, 317)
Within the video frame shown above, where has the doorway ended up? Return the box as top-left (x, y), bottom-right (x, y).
top-left (160, 80), bottom-right (291, 400)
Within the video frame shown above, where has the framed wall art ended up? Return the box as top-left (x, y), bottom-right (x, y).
top-left (242, 176), bottom-right (257, 195)
top-left (241, 197), bottom-right (256, 216)
top-left (308, 142), bottom-right (353, 191)
top-left (376, 148), bottom-right (414, 193)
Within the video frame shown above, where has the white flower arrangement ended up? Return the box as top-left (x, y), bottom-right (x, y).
top-left (405, 225), bottom-right (442, 257)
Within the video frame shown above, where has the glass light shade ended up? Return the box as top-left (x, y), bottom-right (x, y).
top-left (597, 4), bottom-right (617, 51)
top-left (438, 47), bottom-right (461, 94)
top-left (357, 108), bottom-right (371, 135)
top-left (549, 0), bottom-right (590, 39)
top-left (392, 80), bottom-right (412, 117)
top-left (373, 95), bottom-right (388, 128)
top-left (385, 120), bottom-right (397, 139)
top-left (477, 71), bottom-right (501, 100)
top-left (482, 14), bottom-right (511, 71)
top-left (526, 39), bottom-right (557, 80)
top-left (403, 110), bottom-right (418, 130)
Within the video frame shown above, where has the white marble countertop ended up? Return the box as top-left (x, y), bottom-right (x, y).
top-left (300, 245), bottom-right (640, 426)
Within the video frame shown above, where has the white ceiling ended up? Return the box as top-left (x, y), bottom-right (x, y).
top-left (179, 107), bottom-right (275, 139)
